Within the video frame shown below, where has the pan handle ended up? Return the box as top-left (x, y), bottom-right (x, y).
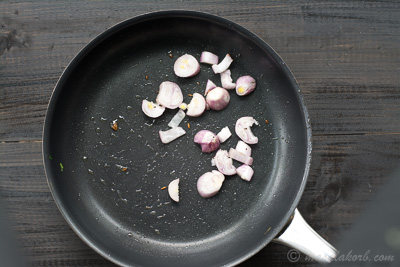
top-left (273, 209), bottom-right (337, 263)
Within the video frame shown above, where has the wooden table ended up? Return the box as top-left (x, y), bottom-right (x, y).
top-left (1, 1), bottom-right (399, 266)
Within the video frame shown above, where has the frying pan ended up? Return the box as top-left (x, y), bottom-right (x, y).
top-left (43, 10), bottom-right (336, 266)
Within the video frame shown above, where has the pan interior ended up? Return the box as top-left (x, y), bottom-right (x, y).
top-left (44, 12), bottom-right (309, 267)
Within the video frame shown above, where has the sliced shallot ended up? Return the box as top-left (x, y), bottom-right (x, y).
top-left (204, 79), bottom-right (217, 96)
top-left (235, 116), bottom-right (259, 144)
top-left (214, 149), bottom-right (236, 175)
top-left (217, 126), bottom-right (232, 143)
top-left (197, 170), bottom-right (225, 198)
top-left (228, 148), bottom-right (253, 165)
top-left (174, 54), bottom-right (200, 78)
top-left (194, 130), bottom-right (220, 153)
top-left (212, 54), bottom-right (233, 74)
top-left (156, 81), bottom-right (183, 109)
top-left (168, 109), bottom-right (185, 128)
top-left (141, 100), bottom-right (165, 118)
top-left (159, 127), bottom-right (186, 144)
top-left (200, 51), bottom-right (219, 65)
top-left (220, 69), bottom-right (236, 90)
top-left (168, 178), bottom-right (179, 202)
top-left (206, 87), bottom-right (230, 111)
top-left (236, 165), bottom-right (254, 182)
top-left (236, 75), bottom-right (256, 96)
top-left (186, 93), bottom-right (206, 117)
top-left (235, 140), bottom-right (252, 157)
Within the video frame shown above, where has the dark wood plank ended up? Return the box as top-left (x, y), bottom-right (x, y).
top-left (1, 1), bottom-right (399, 141)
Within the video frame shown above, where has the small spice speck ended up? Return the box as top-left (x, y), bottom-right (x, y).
top-left (187, 123), bottom-right (190, 129)
top-left (145, 75), bottom-right (149, 80)
top-left (265, 120), bottom-right (269, 124)
top-left (161, 187), bottom-right (167, 190)
top-left (49, 155), bottom-right (53, 160)
top-left (122, 167), bottom-right (127, 172)
top-left (188, 94), bottom-right (193, 97)
top-left (111, 121), bottom-right (118, 131)
top-left (169, 53), bottom-right (173, 58)
top-left (60, 163), bottom-right (64, 172)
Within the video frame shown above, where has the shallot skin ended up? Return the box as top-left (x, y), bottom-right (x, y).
top-left (194, 130), bottom-right (220, 153)
top-left (174, 54), bottom-right (200, 78)
top-left (206, 87), bottom-right (230, 111)
top-left (197, 170), bottom-right (225, 198)
top-left (236, 75), bottom-right (256, 96)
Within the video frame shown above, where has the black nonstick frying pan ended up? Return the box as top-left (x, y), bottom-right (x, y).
top-left (43, 10), bottom-right (336, 266)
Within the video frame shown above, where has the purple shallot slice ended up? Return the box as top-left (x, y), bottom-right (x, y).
top-left (214, 149), bottom-right (236, 175)
top-left (174, 54), bottom-right (200, 78)
top-left (235, 116), bottom-right (259, 144)
top-left (156, 81), bottom-right (183, 109)
top-left (212, 54), bottom-right (233, 74)
top-left (236, 165), bottom-right (254, 182)
top-left (141, 100), bottom-right (165, 118)
top-left (200, 51), bottom-right (219, 65)
top-left (197, 170), bottom-right (225, 198)
top-left (206, 87), bottom-right (230, 111)
top-left (220, 69), bottom-right (236, 90)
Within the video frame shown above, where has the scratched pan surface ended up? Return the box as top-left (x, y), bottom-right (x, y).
top-left (43, 11), bottom-right (311, 267)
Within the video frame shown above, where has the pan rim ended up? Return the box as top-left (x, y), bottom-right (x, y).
top-left (42, 10), bottom-right (312, 267)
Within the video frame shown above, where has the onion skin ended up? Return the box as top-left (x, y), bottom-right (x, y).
top-left (197, 170), bottom-right (225, 198)
top-left (235, 116), bottom-right (259, 144)
top-left (141, 100), bottom-right (165, 118)
top-left (173, 54), bottom-right (200, 78)
top-left (236, 165), bottom-right (254, 182)
top-left (168, 178), bottom-right (179, 202)
top-left (236, 75), bottom-right (256, 96)
top-left (156, 81), bottom-right (183, 109)
top-left (206, 87), bottom-right (230, 111)
top-left (194, 130), bottom-right (220, 153)
top-left (214, 149), bottom-right (236, 175)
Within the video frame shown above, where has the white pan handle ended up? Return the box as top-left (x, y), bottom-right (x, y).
top-left (273, 209), bottom-right (338, 263)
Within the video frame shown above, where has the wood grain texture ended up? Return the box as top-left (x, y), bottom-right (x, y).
top-left (1, 0), bottom-right (399, 266)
